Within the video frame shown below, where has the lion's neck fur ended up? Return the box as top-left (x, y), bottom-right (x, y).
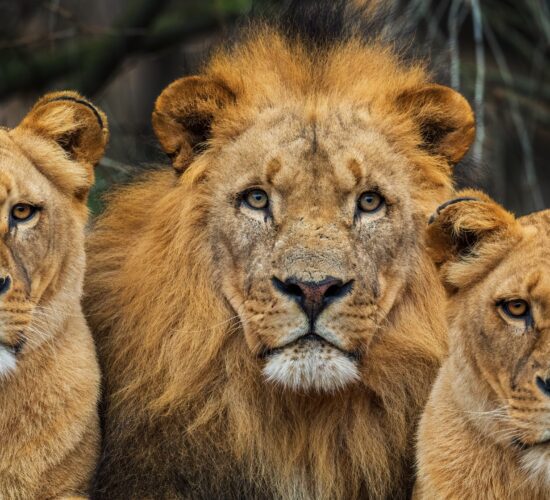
top-left (87, 170), bottom-right (446, 498)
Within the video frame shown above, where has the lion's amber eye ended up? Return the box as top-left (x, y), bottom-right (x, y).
top-left (358, 191), bottom-right (384, 213)
top-left (11, 203), bottom-right (37, 223)
top-left (243, 189), bottom-right (269, 210)
top-left (501, 299), bottom-right (530, 319)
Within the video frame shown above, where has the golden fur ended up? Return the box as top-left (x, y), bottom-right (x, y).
top-left (415, 190), bottom-right (550, 499)
top-left (0, 92), bottom-right (107, 499)
top-left (86, 10), bottom-right (475, 499)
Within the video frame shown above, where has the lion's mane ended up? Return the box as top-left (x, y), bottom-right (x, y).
top-left (86, 2), bottom-right (456, 498)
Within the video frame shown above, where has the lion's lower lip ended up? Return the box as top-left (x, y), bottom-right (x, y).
top-left (259, 332), bottom-right (358, 360)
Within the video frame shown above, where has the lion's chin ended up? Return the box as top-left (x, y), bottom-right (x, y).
top-left (262, 339), bottom-right (360, 392)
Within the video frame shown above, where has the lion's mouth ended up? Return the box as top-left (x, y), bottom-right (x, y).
top-left (259, 332), bottom-right (359, 361)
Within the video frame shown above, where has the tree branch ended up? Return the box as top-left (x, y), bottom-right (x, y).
top-left (0, 2), bottom-right (239, 100)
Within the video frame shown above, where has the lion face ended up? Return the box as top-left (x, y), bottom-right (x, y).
top-left (460, 217), bottom-right (550, 446)
top-left (152, 35), bottom-right (475, 393)
top-left (206, 107), bottom-right (421, 391)
top-left (0, 93), bottom-right (107, 378)
top-left (428, 193), bottom-right (550, 466)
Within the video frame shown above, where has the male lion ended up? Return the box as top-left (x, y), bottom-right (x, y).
top-left (86, 2), bottom-right (475, 498)
top-left (415, 191), bottom-right (550, 499)
top-left (0, 92), bottom-right (108, 498)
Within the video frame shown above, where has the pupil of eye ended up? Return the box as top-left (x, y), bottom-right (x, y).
top-left (12, 204), bottom-right (34, 221)
top-left (359, 192), bottom-right (383, 213)
top-left (244, 189), bottom-right (268, 209)
top-left (503, 300), bottom-right (529, 318)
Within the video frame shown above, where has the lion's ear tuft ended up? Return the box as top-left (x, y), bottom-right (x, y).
top-left (427, 189), bottom-right (518, 290)
top-left (398, 84), bottom-right (475, 166)
top-left (152, 76), bottom-right (236, 174)
top-left (18, 91), bottom-right (109, 167)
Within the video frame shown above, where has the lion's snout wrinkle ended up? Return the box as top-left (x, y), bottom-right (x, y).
top-left (272, 275), bottom-right (352, 322)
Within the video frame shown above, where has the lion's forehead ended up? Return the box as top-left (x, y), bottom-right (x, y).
top-left (218, 104), bottom-right (410, 195)
top-left (488, 220), bottom-right (550, 285)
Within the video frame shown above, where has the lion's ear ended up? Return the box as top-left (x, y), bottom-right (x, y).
top-left (18, 91), bottom-right (108, 167)
top-left (398, 84), bottom-right (475, 166)
top-left (427, 189), bottom-right (518, 290)
top-left (152, 76), bottom-right (236, 173)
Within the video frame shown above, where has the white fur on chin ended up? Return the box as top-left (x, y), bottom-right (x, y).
top-left (0, 345), bottom-right (16, 378)
top-left (263, 343), bottom-right (359, 392)
top-left (521, 446), bottom-right (550, 486)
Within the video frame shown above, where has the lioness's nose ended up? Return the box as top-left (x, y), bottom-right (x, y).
top-left (536, 376), bottom-right (550, 398)
top-left (272, 276), bottom-right (353, 321)
top-left (0, 275), bottom-right (11, 296)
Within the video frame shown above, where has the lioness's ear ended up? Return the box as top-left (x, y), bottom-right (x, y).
top-left (152, 76), bottom-right (235, 173)
top-left (18, 91), bottom-right (108, 167)
top-left (427, 189), bottom-right (518, 290)
top-left (398, 84), bottom-right (475, 165)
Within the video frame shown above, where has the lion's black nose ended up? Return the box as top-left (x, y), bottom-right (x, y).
top-left (536, 377), bottom-right (550, 398)
top-left (272, 276), bottom-right (353, 322)
top-left (0, 275), bottom-right (11, 296)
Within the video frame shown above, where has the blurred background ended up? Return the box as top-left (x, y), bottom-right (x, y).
top-left (0, 0), bottom-right (548, 215)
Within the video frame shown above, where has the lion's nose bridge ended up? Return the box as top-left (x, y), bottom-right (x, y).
top-left (282, 218), bottom-right (348, 270)
top-left (280, 249), bottom-right (347, 283)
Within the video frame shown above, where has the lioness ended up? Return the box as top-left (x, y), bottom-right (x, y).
top-left (86, 2), bottom-right (475, 498)
top-left (0, 92), bottom-right (107, 499)
top-left (415, 191), bottom-right (550, 499)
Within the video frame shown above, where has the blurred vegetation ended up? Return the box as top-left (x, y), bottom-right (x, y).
top-left (0, 0), bottom-right (548, 215)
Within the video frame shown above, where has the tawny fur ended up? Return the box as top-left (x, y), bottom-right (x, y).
top-left (415, 190), bottom-right (550, 499)
top-left (86, 14), bottom-right (474, 500)
top-left (0, 92), bottom-right (107, 499)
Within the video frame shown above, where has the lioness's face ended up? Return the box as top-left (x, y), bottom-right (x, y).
top-left (0, 132), bottom-right (87, 377)
top-left (207, 107), bottom-right (432, 391)
top-left (454, 212), bottom-right (550, 447)
top-left (0, 93), bottom-right (107, 378)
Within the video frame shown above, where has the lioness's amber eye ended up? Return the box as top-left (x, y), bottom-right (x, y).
top-left (358, 191), bottom-right (384, 213)
top-left (243, 189), bottom-right (269, 210)
top-left (11, 204), bottom-right (37, 222)
top-left (501, 299), bottom-right (530, 319)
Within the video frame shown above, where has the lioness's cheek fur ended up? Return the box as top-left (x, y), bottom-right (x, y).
top-left (0, 92), bottom-right (107, 499)
top-left (416, 191), bottom-right (550, 499)
top-left (86, 2), bottom-right (474, 498)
